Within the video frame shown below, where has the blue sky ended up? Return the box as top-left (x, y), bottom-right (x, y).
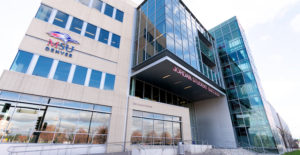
top-left (0, 0), bottom-right (299, 139)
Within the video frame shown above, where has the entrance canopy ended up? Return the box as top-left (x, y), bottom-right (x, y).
top-left (132, 52), bottom-right (225, 101)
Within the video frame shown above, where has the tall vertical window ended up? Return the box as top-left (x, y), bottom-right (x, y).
top-left (98, 29), bottom-right (109, 44)
top-left (115, 9), bottom-right (124, 22)
top-left (111, 34), bottom-right (121, 48)
top-left (72, 66), bottom-right (88, 85)
top-left (104, 74), bottom-right (115, 90)
top-left (53, 61), bottom-right (71, 81)
top-left (32, 56), bottom-right (53, 78)
top-left (104, 4), bottom-right (114, 17)
top-left (89, 70), bottom-right (102, 88)
top-left (85, 23), bottom-right (97, 39)
top-left (70, 17), bottom-right (83, 34)
top-left (78, 0), bottom-right (90, 6)
top-left (53, 11), bottom-right (69, 28)
top-left (10, 50), bottom-right (33, 73)
top-left (35, 4), bottom-right (52, 22)
top-left (92, 0), bottom-right (103, 12)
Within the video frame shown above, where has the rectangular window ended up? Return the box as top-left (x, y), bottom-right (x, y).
top-left (32, 56), bottom-right (53, 78)
top-left (104, 74), bottom-right (115, 90)
top-left (98, 29), bottom-right (109, 44)
top-left (111, 34), bottom-right (121, 48)
top-left (89, 70), bottom-right (102, 88)
top-left (78, 0), bottom-right (90, 6)
top-left (10, 50), bottom-right (33, 73)
top-left (35, 4), bottom-right (52, 22)
top-left (92, 0), bottom-right (103, 12)
top-left (85, 23), bottom-right (97, 39)
top-left (53, 61), bottom-right (71, 82)
top-left (115, 9), bottom-right (124, 22)
top-left (72, 66), bottom-right (87, 85)
top-left (53, 11), bottom-right (69, 28)
top-left (104, 4), bottom-right (114, 17)
top-left (70, 17), bottom-right (83, 34)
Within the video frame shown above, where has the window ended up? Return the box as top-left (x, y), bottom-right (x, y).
top-left (89, 70), bottom-right (102, 88)
top-left (72, 66), bottom-right (87, 85)
top-left (78, 0), bottom-right (90, 6)
top-left (10, 50), bottom-right (33, 73)
top-left (104, 74), bottom-right (115, 90)
top-left (111, 34), bottom-right (121, 48)
top-left (98, 29), bottom-right (109, 44)
top-left (85, 23), bottom-right (97, 39)
top-left (92, 0), bottom-right (103, 12)
top-left (53, 11), bottom-right (69, 28)
top-left (115, 9), bottom-right (124, 22)
top-left (35, 4), bottom-right (52, 22)
top-left (70, 17), bottom-right (83, 34)
top-left (53, 61), bottom-right (71, 81)
top-left (104, 4), bottom-right (114, 17)
top-left (32, 56), bottom-right (53, 78)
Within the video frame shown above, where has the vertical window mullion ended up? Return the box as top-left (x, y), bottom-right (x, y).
top-left (101, 3), bottom-right (106, 13)
top-left (84, 68), bottom-right (92, 86)
top-left (65, 16), bottom-right (73, 30)
top-left (95, 27), bottom-right (100, 41)
top-left (81, 22), bottom-right (88, 36)
top-left (48, 60), bottom-right (59, 79)
top-left (112, 8), bottom-right (117, 19)
top-left (100, 73), bottom-right (106, 89)
top-left (67, 65), bottom-right (76, 83)
top-left (26, 54), bottom-right (39, 75)
top-left (108, 32), bottom-right (113, 46)
top-left (48, 9), bottom-right (57, 24)
top-left (88, 0), bottom-right (94, 8)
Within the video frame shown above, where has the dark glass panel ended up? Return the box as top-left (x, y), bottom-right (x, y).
top-left (70, 17), bottom-right (83, 34)
top-left (104, 74), bottom-right (115, 90)
top-left (53, 11), bottom-right (69, 28)
top-left (72, 66), bottom-right (87, 85)
top-left (32, 56), bottom-right (53, 78)
top-left (53, 61), bottom-right (71, 82)
top-left (35, 5), bottom-right (52, 22)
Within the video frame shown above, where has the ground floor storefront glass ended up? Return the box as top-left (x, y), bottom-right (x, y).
top-left (131, 110), bottom-right (181, 145)
top-left (0, 90), bottom-right (111, 144)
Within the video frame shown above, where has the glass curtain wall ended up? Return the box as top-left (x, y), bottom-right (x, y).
top-left (210, 17), bottom-right (277, 153)
top-left (0, 91), bottom-right (111, 144)
top-left (131, 110), bottom-right (181, 145)
top-left (134, 0), bottom-right (223, 88)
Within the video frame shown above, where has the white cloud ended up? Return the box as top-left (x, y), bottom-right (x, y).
top-left (291, 14), bottom-right (300, 32)
top-left (260, 35), bottom-right (271, 41)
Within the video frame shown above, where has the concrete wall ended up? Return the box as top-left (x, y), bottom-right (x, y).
top-left (193, 96), bottom-right (237, 148)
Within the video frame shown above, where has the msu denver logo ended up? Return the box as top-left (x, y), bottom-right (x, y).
top-left (45, 31), bottom-right (79, 58)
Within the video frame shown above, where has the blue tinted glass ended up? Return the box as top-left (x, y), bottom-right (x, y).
top-left (53, 61), bottom-right (71, 81)
top-left (115, 9), bottom-right (124, 22)
top-left (53, 11), bottom-right (69, 28)
top-left (92, 0), bottom-right (103, 12)
top-left (104, 74), bottom-right (115, 90)
top-left (35, 4), bottom-right (52, 22)
top-left (10, 50), bottom-right (33, 73)
top-left (111, 34), bottom-right (120, 48)
top-left (70, 17), bottom-right (83, 34)
top-left (94, 105), bottom-right (112, 113)
top-left (72, 66), bottom-right (87, 85)
top-left (89, 70), bottom-right (102, 88)
top-left (104, 4), bottom-right (114, 17)
top-left (32, 56), bottom-right (53, 78)
top-left (85, 23), bottom-right (97, 39)
top-left (98, 29), bottom-right (109, 44)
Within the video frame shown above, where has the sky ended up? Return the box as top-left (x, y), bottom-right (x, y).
top-left (0, 0), bottom-right (299, 139)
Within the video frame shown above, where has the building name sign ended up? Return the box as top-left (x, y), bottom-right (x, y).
top-left (45, 31), bottom-right (79, 58)
top-left (172, 66), bottom-right (220, 97)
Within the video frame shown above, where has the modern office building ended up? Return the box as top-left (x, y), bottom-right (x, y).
top-left (209, 17), bottom-right (289, 153)
top-left (0, 0), bottom-right (291, 154)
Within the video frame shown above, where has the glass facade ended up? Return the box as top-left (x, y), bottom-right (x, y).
top-left (134, 0), bottom-right (223, 88)
top-left (210, 17), bottom-right (277, 153)
top-left (0, 91), bottom-right (111, 144)
top-left (131, 110), bottom-right (181, 145)
top-left (10, 50), bottom-right (33, 73)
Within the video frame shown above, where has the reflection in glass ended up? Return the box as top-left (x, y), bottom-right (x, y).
top-left (70, 17), bottom-right (83, 34)
top-left (53, 61), bottom-right (71, 82)
top-left (85, 23), bottom-right (97, 39)
top-left (10, 50), bottom-right (33, 73)
top-left (35, 5), bottom-right (52, 22)
top-left (53, 11), bottom-right (69, 28)
top-left (72, 66), bottom-right (87, 85)
top-left (89, 70), bottom-right (102, 88)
